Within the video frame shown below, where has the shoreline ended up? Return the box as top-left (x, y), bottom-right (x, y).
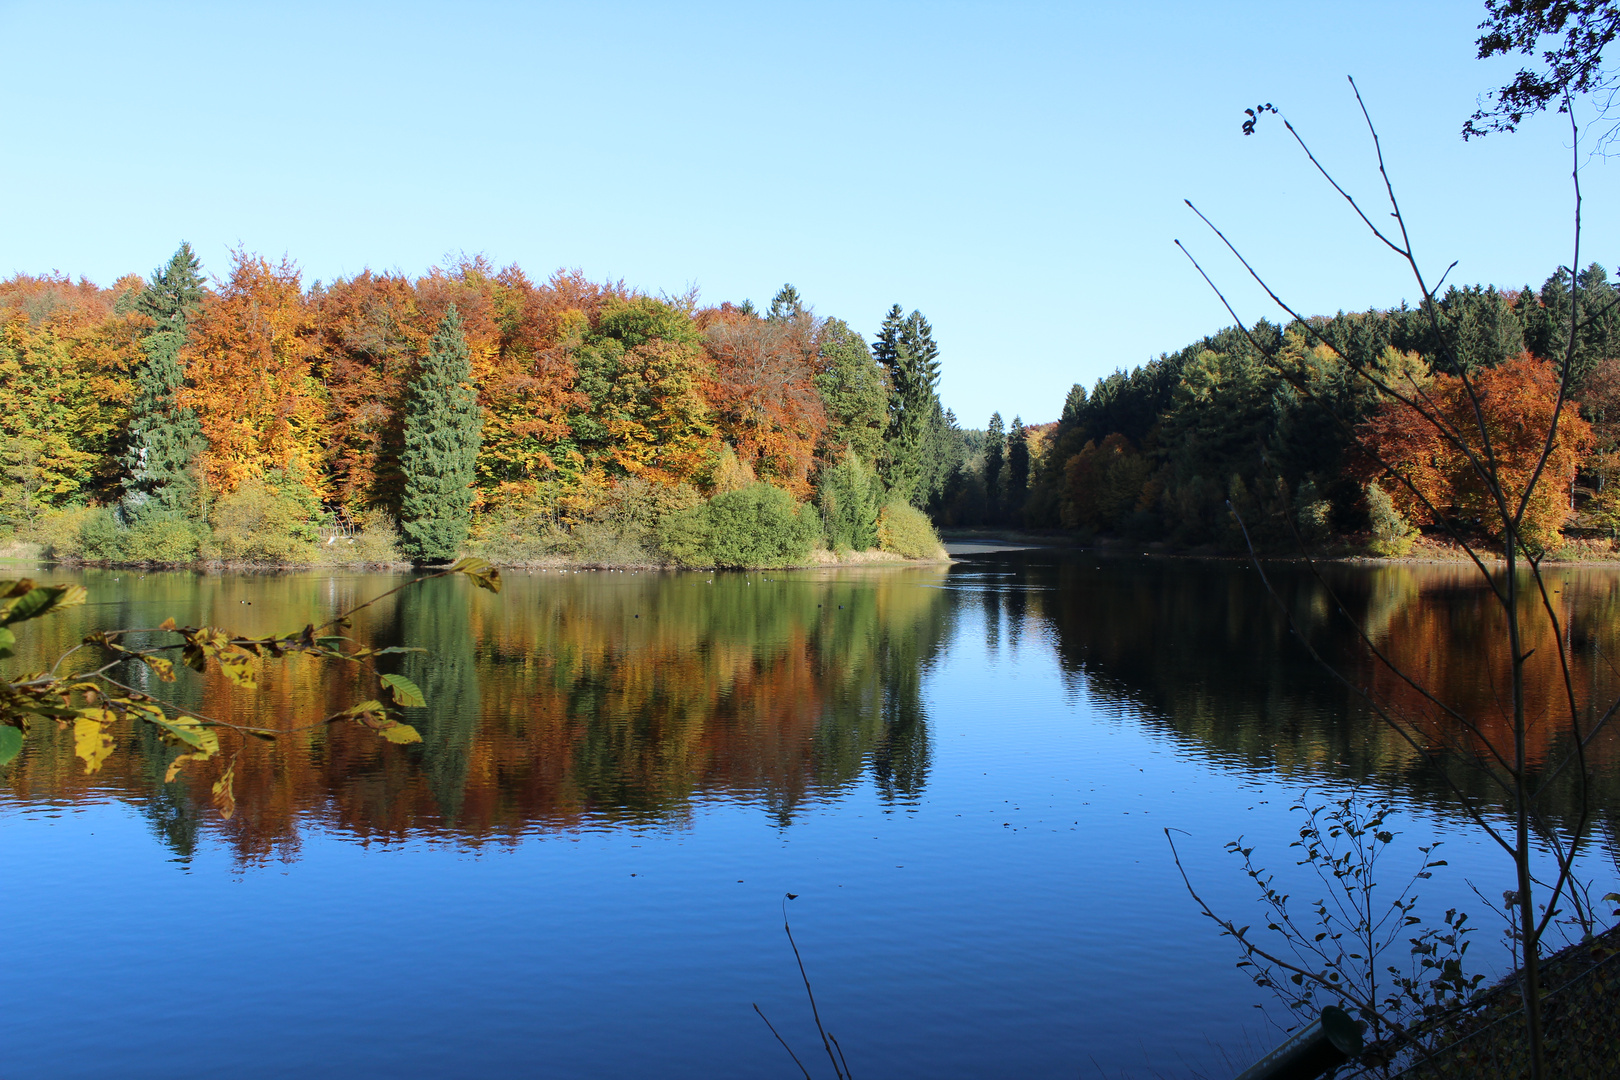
top-left (17, 528), bottom-right (1620, 570)
top-left (0, 544), bottom-right (952, 575)
top-left (937, 528), bottom-right (1620, 567)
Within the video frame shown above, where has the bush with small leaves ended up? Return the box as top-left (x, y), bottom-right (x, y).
top-left (818, 452), bottom-right (883, 553)
top-left (1295, 480), bottom-right (1335, 545)
top-left (1367, 481), bottom-right (1417, 557)
top-left (212, 474), bottom-right (320, 564)
top-left (659, 482), bottom-right (819, 568)
top-left (77, 508), bottom-right (124, 561)
top-left (876, 501), bottom-right (945, 560)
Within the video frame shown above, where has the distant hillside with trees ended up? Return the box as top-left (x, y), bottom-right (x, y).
top-left (955, 266), bottom-right (1620, 555)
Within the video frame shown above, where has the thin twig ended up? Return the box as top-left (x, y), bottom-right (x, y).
top-left (783, 894), bottom-right (846, 1080)
top-left (753, 1003), bottom-right (814, 1080)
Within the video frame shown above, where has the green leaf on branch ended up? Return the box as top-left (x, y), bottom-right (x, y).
top-left (379, 673), bottom-right (426, 708)
top-left (0, 724), bottom-right (23, 768)
top-left (450, 557), bottom-right (502, 594)
top-left (147, 713), bottom-right (214, 753)
top-left (1, 584), bottom-right (88, 626)
top-left (0, 625), bottom-right (14, 659)
top-left (380, 723), bottom-right (422, 745)
top-left (16, 701), bottom-right (82, 720)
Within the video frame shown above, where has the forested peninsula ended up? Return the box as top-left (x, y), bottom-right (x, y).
top-left (6, 246), bottom-right (1618, 567)
top-left (980, 263), bottom-right (1620, 560)
top-left (1, 245), bottom-right (951, 568)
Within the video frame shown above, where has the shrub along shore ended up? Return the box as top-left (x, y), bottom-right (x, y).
top-left (1, 476), bottom-right (947, 572)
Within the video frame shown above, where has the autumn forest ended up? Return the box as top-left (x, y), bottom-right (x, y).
top-left (6, 245), bottom-right (1620, 563)
top-left (1, 244), bottom-right (954, 567)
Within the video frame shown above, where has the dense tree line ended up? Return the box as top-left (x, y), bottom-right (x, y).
top-left (956, 266), bottom-right (1620, 551)
top-left (0, 246), bottom-right (963, 564)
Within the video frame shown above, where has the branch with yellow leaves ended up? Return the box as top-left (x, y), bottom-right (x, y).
top-left (0, 558), bottom-right (502, 816)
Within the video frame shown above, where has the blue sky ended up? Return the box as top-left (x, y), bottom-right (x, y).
top-left (2, 1), bottom-right (1613, 424)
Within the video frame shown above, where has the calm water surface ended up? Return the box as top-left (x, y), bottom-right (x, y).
top-left (2, 550), bottom-right (1618, 1078)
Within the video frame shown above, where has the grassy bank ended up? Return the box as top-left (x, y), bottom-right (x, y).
top-left (4, 483), bottom-right (948, 572)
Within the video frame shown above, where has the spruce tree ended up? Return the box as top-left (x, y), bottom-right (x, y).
top-left (1060, 384), bottom-right (1088, 427)
top-left (400, 307), bottom-right (483, 563)
top-left (984, 412), bottom-right (1006, 521)
top-left (766, 283), bottom-right (805, 322)
top-left (817, 451), bottom-right (883, 551)
top-left (873, 305), bottom-right (945, 504)
top-left (925, 402), bottom-right (965, 512)
top-left (122, 242), bottom-right (206, 522)
top-left (1007, 416), bottom-right (1030, 522)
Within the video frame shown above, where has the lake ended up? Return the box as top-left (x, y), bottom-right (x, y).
top-left (2, 550), bottom-right (1618, 1078)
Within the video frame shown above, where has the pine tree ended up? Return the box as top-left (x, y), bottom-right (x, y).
top-left (400, 307), bottom-right (483, 562)
top-left (122, 242), bottom-right (206, 522)
top-left (767, 283), bottom-right (805, 322)
top-left (984, 412), bottom-right (1006, 520)
top-left (1060, 384), bottom-right (1088, 426)
top-left (873, 305), bottom-right (945, 503)
top-left (1007, 416), bottom-right (1030, 522)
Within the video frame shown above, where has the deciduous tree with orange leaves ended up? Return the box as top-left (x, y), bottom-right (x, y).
top-left (1357, 353), bottom-right (1591, 549)
top-left (701, 297), bottom-right (827, 500)
top-left (183, 251), bottom-right (326, 497)
top-left (310, 270), bottom-right (429, 512)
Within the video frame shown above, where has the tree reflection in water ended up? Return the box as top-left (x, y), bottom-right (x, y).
top-left (0, 566), bottom-right (952, 863)
top-left (6, 555), bottom-right (1617, 868)
top-left (1026, 554), bottom-right (1620, 831)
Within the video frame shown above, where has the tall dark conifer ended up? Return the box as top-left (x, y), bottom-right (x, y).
top-left (122, 242), bottom-right (206, 521)
top-left (766, 283), bottom-right (805, 322)
top-left (1060, 384), bottom-right (1087, 426)
top-left (873, 305), bottom-right (945, 503)
top-left (400, 307), bottom-right (483, 562)
top-left (1007, 416), bottom-right (1030, 522)
top-left (984, 411), bottom-right (1006, 520)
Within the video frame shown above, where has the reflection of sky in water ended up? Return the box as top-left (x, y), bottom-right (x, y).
top-left (1, 554), bottom-right (1616, 1079)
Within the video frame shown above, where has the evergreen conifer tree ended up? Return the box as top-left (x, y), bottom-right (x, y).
top-left (925, 403), bottom-right (965, 512)
top-left (873, 305), bottom-right (945, 503)
top-left (817, 451), bottom-right (883, 551)
top-left (400, 307), bottom-right (483, 562)
top-left (984, 412), bottom-right (1006, 520)
top-left (766, 283), bottom-right (805, 322)
top-left (1007, 416), bottom-right (1030, 522)
top-left (1060, 384), bottom-right (1088, 426)
top-left (122, 242), bottom-right (206, 521)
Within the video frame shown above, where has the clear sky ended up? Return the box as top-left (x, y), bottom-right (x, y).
top-left (2, 1), bottom-right (1612, 425)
